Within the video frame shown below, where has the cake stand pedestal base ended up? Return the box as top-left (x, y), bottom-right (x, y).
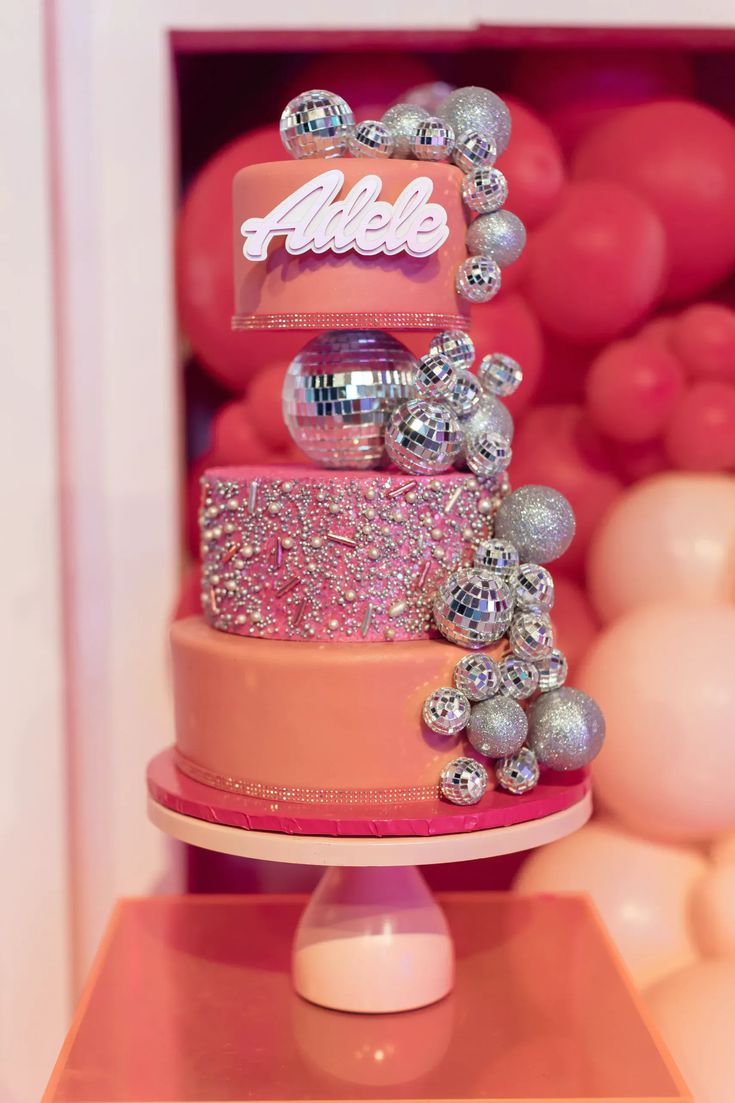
top-left (294, 866), bottom-right (453, 1013)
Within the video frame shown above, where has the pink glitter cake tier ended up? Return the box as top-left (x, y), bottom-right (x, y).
top-left (201, 465), bottom-right (504, 643)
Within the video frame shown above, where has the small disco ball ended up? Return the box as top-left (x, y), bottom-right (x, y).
top-left (348, 119), bottom-right (395, 158)
top-left (496, 747), bottom-right (540, 795)
top-left (536, 648), bottom-right (568, 693)
top-left (385, 399), bottom-right (462, 475)
top-left (454, 652), bottom-right (500, 701)
top-left (452, 130), bottom-right (497, 173)
top-left (282, 330), bottom-right (416, 468)
top-left (456, 255), bottom-right (502, 304)
top-left (478, 353), bottom-right (523, 398)
top-left (473, 538), bottom-right (519, 581)
top-left (415, 352), bottom-right (456, 399)
top-left (509, 612), bottom-right (555, 662)
top-left (465, 429), bottom-right (512, 479)
top-left (445, 369), bottom-right (482, 420)
top-left (411, 117), bottom-right (455, 161)
top-left (280, 89), bottom-right (355, 159)
top-left (461, 166), bottom-right (509, 214)
top-left (440, 757), bottom-right (489, 805)
top-left (429, 330), bottom-right (475, 371)
top-left (433, 567), bottom-right (513, 649)
top-left (499, 655), bottom-right (540, 700)
top-left (514, 564), bottom-right (555, 611)
top-left (422, 686), bottom-right (471, 736)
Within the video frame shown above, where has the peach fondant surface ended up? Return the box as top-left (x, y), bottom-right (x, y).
top-left (172, 617), bottom-right (505, 802)
top-left (232, 160), bottom-right (469, 331)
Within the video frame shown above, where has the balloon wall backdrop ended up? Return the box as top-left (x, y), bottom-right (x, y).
top-left (175, 47), bottom-right (735, 1096)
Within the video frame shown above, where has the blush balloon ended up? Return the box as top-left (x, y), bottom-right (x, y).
top-left (577, 602), bottom-right (735, 843)
top-left (663, 381), bottom-right (735, 471)
top-left (514, 820), bottom-right (706, 987)
top-left (670, 303), bottom-right (735, 381)
top-left (646, 961), bottom-right (735, 1103)
top-left (585, 339), bottom-right (685, 443)
top-left (692, 863), bottom-right (735, 957)
top-left (469, 293), bottom-right (544, 415)
top-left (587, 473), bottom-right (735, 622)
top-left (525, 181), bottom-right (667, 344)
top-left (176, 127), bottom-right (305, 391)
top-left (573, 100), bottom-right (735, 301)
top-left (496, 97), bottom-right (566, 228)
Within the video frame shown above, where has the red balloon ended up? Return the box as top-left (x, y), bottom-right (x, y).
top-left (496, 97), bottom-right (566, 229)
top-left (609, 438), bottom-right (669, 485)
top-left (670, 303), bottom-right (735, 381)
top-left (534, 335), bottom-right (599, 405)
top-left (663, 381), bottom-right (735, 471)
top-left (585, 339), bottom-right (685, 443)
top-left (210, 399), bottom-right (277, 466)
top-left (184, 457), bottom-right (210, 559)
top-left (551, 576), bottom-right (599, 673)
top-left (174, 564), bottom-right (202, 621)
top-left (512, 48), bottom-right (694, 154)
top-left (573, 100), bottom-right (735, 302)
top-left (176, 127), bottom-right (305, 391)
top-left (469, 293), bottom-right (544, 415)
top-left (246, 362), bottom-right (291, 451)
top-left (525, 181), bottom-right (667, 344)
top-left (282, 53), bottom-right (437, 114)
top-left (638, 313), bottom-right (676, 349)
top-left (510, 404), bottom-right (623, 573)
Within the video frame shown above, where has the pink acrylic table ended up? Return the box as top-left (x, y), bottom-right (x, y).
top-left (147, 750), bottom-right (594, 1014)
top-left (43, 895), bottom-right (690, 1103)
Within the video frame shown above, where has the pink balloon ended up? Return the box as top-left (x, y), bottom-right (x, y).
top-left (587, 473), bottom-right (735, 622)
top-left (577, 603), bottom-right (735, 843)
top-left (693, 863), bottom-right (735, 957)
top-left (515, 820), bottom-right (705, 986)
top-left (646, 961), bottom-right (735, 1103)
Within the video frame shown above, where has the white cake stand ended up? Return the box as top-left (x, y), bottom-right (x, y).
top-left (148, 784), bottom-right (591, 1015)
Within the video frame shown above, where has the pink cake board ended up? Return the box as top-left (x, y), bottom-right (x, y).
top-left (147, 747), bottom-right (591, 842)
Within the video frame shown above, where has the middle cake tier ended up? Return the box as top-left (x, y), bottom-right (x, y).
top-left (200, 465), bottom-right (504, 643)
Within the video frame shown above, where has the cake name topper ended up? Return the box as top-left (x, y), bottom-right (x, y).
top-left (240, 169), bottom-right (449, 262)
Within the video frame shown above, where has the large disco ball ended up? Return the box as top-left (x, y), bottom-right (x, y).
top-left (282, 330), bottom-right (418, 468)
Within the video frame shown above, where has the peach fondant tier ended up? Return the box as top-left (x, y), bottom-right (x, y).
top-left (232, 160), bottom-right (470, 331)
top-left (172, 617), bottom-right (506, 804)
top-left (201, 465), bottom-right (503, 642)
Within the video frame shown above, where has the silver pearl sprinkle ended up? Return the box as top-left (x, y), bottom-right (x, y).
top-left (462, 166), bottom-right (509, 214)
top-left (499, 655), bottom-right (540, 700)
top-left (415, 352), bottom-right (456, 399)
top-left (385, 399), bottom-right (462, 475)
top-left (429, 330), bottom-right (475, 372)
top-left (474, 538), bottom-right (519, 581)
top-left (478, 353), bottom-right (523, 398)
top-left (440, 757), bottom-right (489, 805)
top-left (514, 564), bottom-right (555, 611)
top-left (456, 255), bottom-right (502, 304)
top-left (495, 747), bottom-right (540, 795)
top-left (536, 648), bottom-right (568, 693)
top-left (465, 430), bottom-right (512, 479)
top-left (433, 567), bottom-right (513, 649)
top-left (280, 89), bottom-right (355, 159)
top-left (466, 211), bottom-right (527, 268)
top-left (411, 116), bottom-right (455, 161)
top-left (467, 695), bottom-right (528, 758)
top-left (349, 119), bottom-right (395, 158)
top-left (452, 129), bottom-right (497, 174)
top-left (527, 687), bottom-right (605, 770)
top-left (422, 686), bottom-right (471, 736)
top-left (509, 612), bottom-right (555, 662)
top-left (439, 86), bottom-right (512, 155)
top-left (454, 652), bottom-right (500, 701)
top-left (381, 103), bottom-right (430, 157)
top-left (494, 485), bottom-right (576, 564)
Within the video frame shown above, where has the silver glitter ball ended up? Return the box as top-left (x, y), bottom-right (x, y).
top-left (466, 211), bottom-right (527, 268)
top-left (282, 330), bottom-right (417, 468)
top-left (385, 398), bottom-right (462, 475)
top-left (439, 86), bottom-right (512, 155)
top-left (467, 696), bottom-right (528, 758)
top-left (496, 747), bottom-right (540, 795)
top-left (415, 352), bottom-right (456, 399)
top-left (445, 369), bottom-right (482, 420)
top-left (456, 255), bottom-right (502, 304)
top-left (433, 567), bottom-right (513, 649)
top-left (499, 655), bottom-right (540, 700)
top-left (478, 353), bottom-right (523, 398)
top-left (509, 612), bottom-right (555, 662)
top-left (349, 119), bottom-right (395, 158)
top-left (465, 430), bottom-right (512, 479)
top-left (381, 102), bottom-right (430, 157)
top-left (462, 166), bottom-right (509, 214)
top-left (474, 538), bottom-right (519, 580)
top-left (429, 330), bottom-right (475, 371)
top-left (527, 688), bottom-right (605, 770)
top-left (536, 648), bottom-right (568, 693)
top-left (440, 757), bottom-right (489, 805)
top-left (280, 89), bottom-right (355, 159)
top-left (463, 394), bottom-right (515, 445)
top-left (494, 485), bottom-right (576, 564)
top-left (452, 130), bottom-right (498, 174)
top-left (411, 116), bottom-right (455, 161)
top-left (514, 564), bottom-right (555, 611)
top-left (454, 652), bottom-right (500, 701)
top-left (422, 686), bottom-right (471, 736)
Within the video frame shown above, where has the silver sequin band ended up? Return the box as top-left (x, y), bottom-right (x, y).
top-left (175, 750), bottom-right (441, 805)
top-left (232, 311), bottom-right (469, 332)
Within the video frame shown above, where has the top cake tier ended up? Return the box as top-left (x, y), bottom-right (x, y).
top-left (232, 160), bottom-right (470, 332)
